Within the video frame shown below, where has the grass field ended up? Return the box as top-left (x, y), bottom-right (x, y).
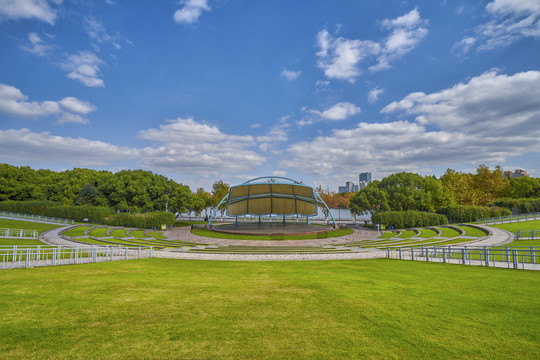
top-left (0, 219), bottom-right (61, 234)
top-left (191, 227), bottom-right (354, 240)
top-left (491, 220), bottom-right (540, 232)
top-left (0, 258), bottom-right (538, 359)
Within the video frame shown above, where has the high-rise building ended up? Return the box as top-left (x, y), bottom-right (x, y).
top-left (359, 172), bottom-right (372, 184)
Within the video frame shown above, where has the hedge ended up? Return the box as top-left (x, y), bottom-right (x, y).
top-left (436, 205), bottom-right (511, 223)
top-left (43, 205), bottom-right (114, 223)
top-left (0, 200), bottom-right (61, 215)
top-left (372, 211), bottom-right (448, 229)
top-left (104, 211), bottom-right (175, 229)
top-left (489, 198), bottom-right (540, 214)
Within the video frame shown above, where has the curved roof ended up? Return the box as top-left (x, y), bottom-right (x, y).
top-left (225, 176), bottom-right (318, 217)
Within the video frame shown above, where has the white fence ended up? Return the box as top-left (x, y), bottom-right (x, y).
top-left (476, 212), bottom-right (540, 225)
top-left (0, 211), bottom-right (75, 225)
top-left (0, 245), bottom-right (153, 269)
top-left (0, 228), bottom-right (38, 239)
top-left (386, 245), bottom-right (540, 270)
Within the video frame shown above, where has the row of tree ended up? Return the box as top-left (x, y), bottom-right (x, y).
top-left (0, 164), bottom-right (231, 216)
top-left (347, 166), bottom-right (539, 217)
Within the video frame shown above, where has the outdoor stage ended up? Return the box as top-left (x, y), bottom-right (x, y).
top-left (211, 223), bottom-right (334, 236)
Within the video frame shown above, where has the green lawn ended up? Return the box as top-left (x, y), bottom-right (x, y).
top-left (457, 226), bottom-right (487, 237)
top-left (129, 230), bottom-right (147, 238)
top-left (174, 220), bottom-right (207, 227)
top-left (397, 230), bottom-right (417, 239)
top-left (378, 231), bottom-right (396, 239)
top-left (87, 227), bottom-right (110, 238)
top-left (491, 220), bottom-right (540, 232)
top-left (417, 229), bottom-right (438, 238)
top-left (0, 239), bottom-right (47, 246)
top-left (0, 219), bottom-right (62, 234)
top-left (62, 226), bottom-right (93, 237)
top-left (439, 227), bottom-right (461, 238)
top-left (146, 231), bottom-right (167, 239)
top-left (191, 227), bottom-right (354, 240)
top-left (110, 229), bottom-right (129, 238)
top-left (0, 258), bottom-right (538, 359)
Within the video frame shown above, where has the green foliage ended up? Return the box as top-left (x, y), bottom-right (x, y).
top-left (104, 211), bottom-right (175, 229)
top-left (373, 211), bottom-right (448, 229)
top-left (436, 205), bottom-right (511, 223)
top-left (0, 200), bottom-right (60, 215)
top-left (43, 205), bottom-right (114, 222)
top-left (505, 177), bottom-right (540, 198)
top-left (349, 181), bottom-right (389, 215)
top-left (490, 198), bottom-right (540, 214)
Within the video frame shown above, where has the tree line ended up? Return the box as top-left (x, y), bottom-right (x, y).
top-left (0, 164), bottom-right (231, 217)
top-left (347, 166), bottom-right (539, 219)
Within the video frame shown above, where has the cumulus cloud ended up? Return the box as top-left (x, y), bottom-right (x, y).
top-left (382, 70), bottom-right (540, 136)
top-left (370, 8), bottom-right (428, 72)
top-left (20, 32), bottom-right (53, 56)
top-left (138, 117), bottom-right (265, 174)
top-left (315, 29), bottom-right (379, 82)
top-left (368, 87), bottom-right (385, 103)
top-left (456, 0), bottom-right (540, 52)
top-left (62, 51), bottom-right (104, 87)
top-left (307, 102), bottom-right (361, 121)
top-left (315, 9), bottom-right (428, 81)
top-left (280, 69), bottom-right (301, 81)
top-left (0, 0), bottom-right (58, 25)
top-left (282, 70), bottom-right (540, 176)
top-left (174, 0), bottom-right (211, 24)
top-left (0, 83), bottom-right (95, 124)
top-left (0, 128), bottom-right (137, 166)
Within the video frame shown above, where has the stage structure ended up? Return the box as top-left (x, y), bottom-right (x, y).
top-left (207, 176), bottom-right (337, 229)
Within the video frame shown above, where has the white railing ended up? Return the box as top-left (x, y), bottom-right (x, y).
top-left (0, 245), bottom-right (153, 269)
top-left (386, 245), bottom-right (540, 270)
top-left (0, 228), bottom-right (38, 239)
top-left (0, 211), bottom-right (75, 225)
top-left (476, 212), bottom-right (540, 225)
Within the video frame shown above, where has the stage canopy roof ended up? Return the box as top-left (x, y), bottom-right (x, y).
top-left (226, 177), bottom-right (319, 217)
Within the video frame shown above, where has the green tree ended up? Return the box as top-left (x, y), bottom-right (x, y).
top-left (196, 187), bottom-right (213, 218)
top-left (349, 181), bottom-right (389, 216)
top-left (211, 180), bottom-right (230, 220)
top-left (506, 176), bottom-right (540, 198)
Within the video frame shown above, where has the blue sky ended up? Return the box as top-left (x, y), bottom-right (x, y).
top-left (0, 0), bottom-right (539, 191)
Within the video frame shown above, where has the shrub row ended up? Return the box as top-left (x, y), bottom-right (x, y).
top-left (104, 211), bottom-right (175, 229)
top-left (436, 205), bottom-right (511, 223)
top-left (0, 200), bottom-right (61, 215)
top-left (43, 205), bottom-right (114, 223)
top-left (489, 198), bottom-right (540, 214)
top-left (372, 211), bottom-right (448, 229)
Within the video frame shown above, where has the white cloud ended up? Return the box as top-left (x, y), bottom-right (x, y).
top-left (315, 9), bottom-right (428, 81)
top-left (0, 83), bottom-right (95, 124)
top-left (0, 0), bottom-right (58, 25)
top-left (20, 32), bottom-right (53, 56)
top-left (174, 0), bottom-right (211, 24)
top-left (138, 117), bottom-right (265, 174)
top-left (370, 9), bottom-right (428, 72)
top-left (0, 128), bottom-right (137, 166)
top-left (58, 97), bottom-right (96, 114)
top-left (457, 0), bottom-right (540, 51)
top-left (368, 87), bottom-right (385, 103)
top-left (315, 29), bottom-right (380, 83)
top-left (382, 70), bottom-right (540, 136)
top-left (280, 69), bottom-right (301, 81)
top-left (307, 102), bottom-right (361, 121)
top-left (62, 51), bottom-right (105, 87)
top-left (282, 70), bottom-right (540, 176)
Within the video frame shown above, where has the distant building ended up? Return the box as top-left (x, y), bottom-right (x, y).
top-left (504, 169), bottom-right (529, 179)
top-left (338, 181), bottom-right (358, 193)
top-left (358, 181), bottom-right (368, 189)
top-left (359, 172), bottom-right (372, 184)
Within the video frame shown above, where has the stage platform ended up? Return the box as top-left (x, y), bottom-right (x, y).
top-left (211, 223), bottom-right (333, 236)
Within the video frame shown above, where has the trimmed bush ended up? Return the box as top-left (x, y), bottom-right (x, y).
top-left (490, 198), bottom-right (540, 214)
top-left (437, 205), bottom-right (511, 223)
top-left (104, 211), bottom-right (175, 229)
top-left (43, 205), bottom-right (114, 223)
top-left (372, 211), bottom-right (448, 229)
top-left (0, 200), bottom-right (61, 215)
